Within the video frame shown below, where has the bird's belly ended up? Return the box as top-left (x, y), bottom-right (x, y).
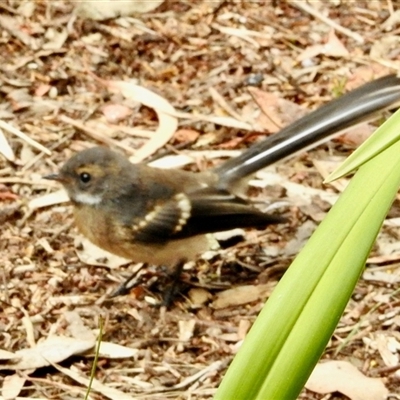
top-left (110, 236), bottom-right (209, 267)
top-left (73, 206), bottom-right (209, 267)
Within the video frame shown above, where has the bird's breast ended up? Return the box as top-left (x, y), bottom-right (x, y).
top-left (72, 204), bottom-right (209, 268)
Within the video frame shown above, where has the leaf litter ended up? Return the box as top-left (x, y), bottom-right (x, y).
top-left (1, 1), bottom-right (400, 399)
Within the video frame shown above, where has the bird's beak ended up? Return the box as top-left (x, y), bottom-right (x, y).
top-left (43, 173), bottom-right (61, 181)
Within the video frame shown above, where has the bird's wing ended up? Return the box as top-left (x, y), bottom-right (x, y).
top-left (130, 188), bottom-right (284, 243)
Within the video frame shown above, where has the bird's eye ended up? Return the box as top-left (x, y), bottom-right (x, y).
top-left (79, 172), bottom-right (91, 183)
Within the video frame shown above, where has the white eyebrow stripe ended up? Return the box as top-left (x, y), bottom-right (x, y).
top-left (73, 192), bottom-right (102, 205)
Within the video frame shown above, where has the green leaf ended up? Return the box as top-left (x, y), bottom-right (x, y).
top-left (326, 108), bottom-right (400, 182)
top-left (215, 112), bottom-right (400, 399)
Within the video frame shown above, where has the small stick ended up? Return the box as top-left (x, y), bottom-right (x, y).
top-left (289, 1), bottom-right (364, 44)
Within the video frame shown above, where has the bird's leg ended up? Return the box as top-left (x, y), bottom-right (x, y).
top-left (160, 260), bottom-right (186, 308)
top-left (110, 263), bottom-right (148, 297)
top-left (110, 260), bottom-right (187, 308)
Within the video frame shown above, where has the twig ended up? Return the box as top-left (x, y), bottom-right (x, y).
top-left (288, 0), bottom-right (364, 44)
top-left (0, 120), bottom-right (51, 155)
top-left (209, 87), bottom-right (245, 122)
top-left (59, 115), bottom-right (137, 155)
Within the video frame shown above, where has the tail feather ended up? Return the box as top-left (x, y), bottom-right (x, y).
top-left (214, 74), bottom-right (400, 188)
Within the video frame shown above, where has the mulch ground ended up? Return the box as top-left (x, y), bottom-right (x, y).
top-left (1, 1), bottom-right (400, 399)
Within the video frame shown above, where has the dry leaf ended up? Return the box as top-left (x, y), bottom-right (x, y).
top-left (237, 320), bottom-right (251, 340)
top-left (17, 1), bottom-right (35, 18)
top-left (284, 220), bottom-right (317, 256)
top-left (252, 170), bottom-right (339, 206)
top-left (171, 110), bottom-right (255, 131)
top-left (43, 27), bottom-right (68, 50)
top-left (101, 103), bottom-right (132, 123)
top-left (313, 158), bottom-right (348, 192)
top-left (188, 288), bottom-right (211, 306)
top-left (105, 80), bottom-right (178, 162)
top-left (75, 236), bottom-right (130, 268)
top-left (306, 361), bottom-right (388, 400)
top-left (64, 311), bottom-right (96, 341)
top-left (34, 84), bottom-right (51, 97)
top-left (248, 88), bottom-right (305, 132)
top-left (60, 115), bottom-right (137, 154)
top-left (254, 100), bottom-right (283, 132)
top-left (52, 363), bottom-right (137, 400)
top-left (0, 336), bottom-right (95, 370)
top-left (173, 128), bottom-right (200, 143)
top-left (1, 374), bottom-right (26, 400)
top-left (345, 65), bottom-right (393, 90)
top-left (366, 231), bottom-right (400, 265)
top-left (96, 342), bottom-right (139, 359)
top-left (382, 10), bottom-right (400, 30)
top-left (212, 283), bottom-right (274, 309)
top-left (298, 30), bottom-right (349, 61)
top-left (363, 270), bottom-right (400, 284)
top-left (0, 350), bottom-right (20, 361)
top-left (177, 320), bottom-right (196, 352)
top-left (75, 0), bottom-right (165, 20)
top-left (367, 253), bottom-right (400, 264)
top-left (336, 123), bottom-right (376, 146)
top-left (370, 36), bottom-right (400, 59)
top-left (0, 120), bottom-right (50, 155)
top-left (0, 128), bottom-right (15, 161)
top-left (148, 150), bottom-right (241, 169)
top-left (376, 334), bottom-right (400, 367)
top-left (28, 189), bottom-right (69, 210)
top-left (0, 14), bottom-right (40, 50)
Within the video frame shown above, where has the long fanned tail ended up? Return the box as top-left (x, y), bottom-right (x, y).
top-left (214, 74), bottom-right (400, 188)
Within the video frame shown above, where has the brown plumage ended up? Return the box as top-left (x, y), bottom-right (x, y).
top-left (45, 146), bottom-right (284, 268)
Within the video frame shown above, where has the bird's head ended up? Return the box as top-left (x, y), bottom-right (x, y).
top-left (44, 147), bottom-right (132, 206)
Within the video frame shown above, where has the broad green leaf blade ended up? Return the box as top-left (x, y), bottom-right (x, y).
top-left (326, 108), bottom-right (400, 182)
top-left (215, 120), bottom-right (400, 399)
top-left (257, 149), bottom-right (400, 398)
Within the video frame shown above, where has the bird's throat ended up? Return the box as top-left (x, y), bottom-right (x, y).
top-left (73, 192), bottom-right (102, 206)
